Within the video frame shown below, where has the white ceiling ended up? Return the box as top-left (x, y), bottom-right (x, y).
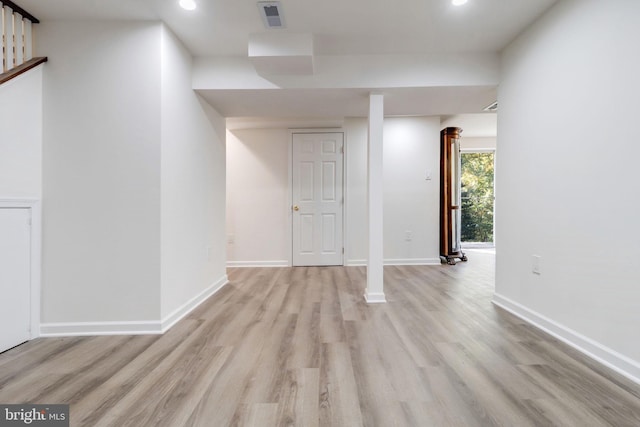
top-left (21, 0), bottom-right (558, 56)
top-left (19, 0), bottom-right (558, 127)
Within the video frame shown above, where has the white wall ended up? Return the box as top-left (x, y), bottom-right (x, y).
top-left (346, 117), bottom-right (441, 264)
top-left (461, 137), bottom-right (496, 151)
top-left (496, 0), bottom-right (640, 381)
top-left (441, 113), bottom-right (497, 139)
top-left (160, 25), bottom-right (228, 322)
top-left (161, 26), bottom-right (226, 322)
top-left (226, 128), bottom-right (290, 266)
top-left (0, 66), bottom-right (43, 198)
top-left (226, 116), bottom-right (442, 266)
top-left (383, 117), bottom-right (441, 264)
top-left (36, 21), bottom-right (229, 333)
top-left (39, 21), bottom-right (163, 325)
top-left (344, 118), bottom-right (369, 263)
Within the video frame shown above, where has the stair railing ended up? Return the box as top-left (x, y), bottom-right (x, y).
top-left (1, 0), bottom-right (46, 85)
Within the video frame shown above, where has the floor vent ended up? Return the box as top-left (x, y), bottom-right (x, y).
top-left (258, 2), bottom-right (285, 29)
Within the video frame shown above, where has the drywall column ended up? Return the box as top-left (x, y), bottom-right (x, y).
top-left (365, 93), bottom-right (386, 303)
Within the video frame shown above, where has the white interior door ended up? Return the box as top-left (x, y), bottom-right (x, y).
top-left (0, 208), bottom-right (31, 353)
top-left (292, 132), bottom-right (344, 266)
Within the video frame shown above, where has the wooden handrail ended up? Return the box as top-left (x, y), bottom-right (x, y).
top-left (2, 0), bottom-right (39, 23)
top-left (0, 57), bottom-right (47, 85)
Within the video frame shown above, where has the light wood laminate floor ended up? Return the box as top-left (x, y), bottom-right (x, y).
top-left (1, 251), bottom-right (640, 426)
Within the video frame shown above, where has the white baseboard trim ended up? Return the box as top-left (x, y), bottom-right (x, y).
top-left (161, 274), bottom-right (229, 332)
top-left (227, 260), bottom-right (289, 268)
top-left (364, 292), bottom-right (387, 304)
top-left (230, 259), bottom-right (441, 267)
top-left (40, 320), bottom-right (163, 337)
top-left (492, 293), bottom-right (640, 385)
top-left (346, 258), bottom-right (441, 267)
top-left (40, 275), bottom-right (230, 337)
top-left (384, 258), bottom-right (441, 266)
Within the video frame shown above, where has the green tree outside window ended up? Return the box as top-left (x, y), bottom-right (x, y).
top-left (461, 152), bottom-right (494, 243)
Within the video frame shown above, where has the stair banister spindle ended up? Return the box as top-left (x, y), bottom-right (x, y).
top-left (3, 4), bottom-right (14, 73)
top-left (23, 16), bottom-right (31, 60)
top-left (14, 12), bottom-right (24, 66)
top-left (1, 1), bottom-right (3, 72)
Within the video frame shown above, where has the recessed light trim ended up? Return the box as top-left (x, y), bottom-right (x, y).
top-left (179, 0), bottom-right (197, 11)
top-left (452, 0), bottom-right (468, 6)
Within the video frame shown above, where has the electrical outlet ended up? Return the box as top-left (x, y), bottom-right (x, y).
top-left (532, 255), bottom-right (541, 275)
top-left (405, 230), bottom-right (413, 241)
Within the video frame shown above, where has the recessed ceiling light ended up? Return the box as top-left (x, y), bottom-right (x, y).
top-left (452, 0), bottom-right (468, 5)
top-left (179, 0), bottom-right (197, 11)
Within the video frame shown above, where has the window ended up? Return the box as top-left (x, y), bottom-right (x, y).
top-left (461, 151), bottom-right (494, 244)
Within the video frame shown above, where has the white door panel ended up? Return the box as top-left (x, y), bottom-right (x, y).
top-left (300, 214), bottom-right (314, 253)
top-left (322, 214), bottom-right (336, 251)
top-left (0, 208), bottom-right (31, 353)
top-left (292, 133), bottom-right (344, 266)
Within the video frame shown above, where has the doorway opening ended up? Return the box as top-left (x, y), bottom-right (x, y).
top-left (461, 151), bottom-right (495, 247)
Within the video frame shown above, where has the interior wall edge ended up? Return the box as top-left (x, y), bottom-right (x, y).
top-left (160, 274), bottom-right (229, 332)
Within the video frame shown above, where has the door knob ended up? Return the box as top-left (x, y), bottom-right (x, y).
top-left (293, 205), bottom-right (299, 211)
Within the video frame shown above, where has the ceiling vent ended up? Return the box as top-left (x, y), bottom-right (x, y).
top-left (484, 101), bottom-right (498, 112)
top-left (258, 2), bottom-right (285, 29)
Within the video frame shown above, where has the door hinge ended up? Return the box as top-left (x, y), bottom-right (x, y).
top-left (342, 248), bottom-right (344, 254)
top-left (340, 146), bottom-right (344, 154)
